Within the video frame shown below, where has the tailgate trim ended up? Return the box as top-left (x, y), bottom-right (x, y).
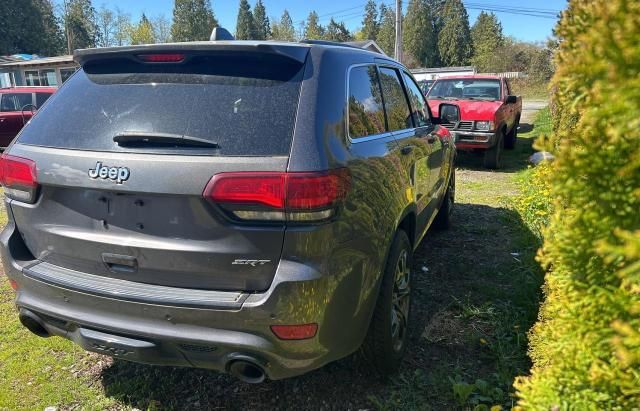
top-left (23, 261), bottom-right (248, 309)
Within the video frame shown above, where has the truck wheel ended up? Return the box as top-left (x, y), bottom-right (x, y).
top-left (362, 230), bottom-right (412, 376)
top-left (504, 117), bottom-right (519, 150)
top-left (433, 168), bottom-right (455, 230)
top-left (483, 130), bottom-right (503, 169)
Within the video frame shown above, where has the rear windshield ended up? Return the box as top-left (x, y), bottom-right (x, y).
top-left (17, 53), bottom-right (305, 156)
top-left (428, 79), bottom-right (501, 101)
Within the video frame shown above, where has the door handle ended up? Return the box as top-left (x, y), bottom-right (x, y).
top-left (401, 145), bottom-right (414, 155)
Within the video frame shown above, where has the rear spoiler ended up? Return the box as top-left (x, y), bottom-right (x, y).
top-left (74, 41), bottom-right (310, 66)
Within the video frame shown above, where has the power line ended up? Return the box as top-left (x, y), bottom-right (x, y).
top-left (294, 1), bottom-right (560, 29)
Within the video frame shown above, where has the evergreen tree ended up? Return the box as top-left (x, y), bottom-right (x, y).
top-left (403, 0), bottom-right (438, 67)
top-left (252, 0), bottom-right (270, 40)
top-left (324, 18), bottom-right (352, 42)
top-left (0, 0), bottom-right (65, 55)
top-left (376, 4), bottom-right (396, 56)
top-left (171, 0), bottom-right (218, 42)
top-left (471, 12), bottom-right (503, 72)
top-left (64, 0), bottom-right (100, 50)
top-left (129, 13), bottom-right (155, 45)
top-left (437, 0), bottom-right (472, 66)
top-left (361, 0), bottom-right (379, 40)
top-left (235, 0), bottom-right (255, 40)
top-left (271, 10), bottom-right (295, 41)
top-left (304, 11), bottom-right (324, 39)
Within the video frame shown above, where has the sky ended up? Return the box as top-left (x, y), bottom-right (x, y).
top-left (58, 0), bottom-right (568, 43)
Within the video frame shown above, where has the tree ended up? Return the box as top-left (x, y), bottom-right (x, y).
top-left (437, 0), bottom-right (472, 66)
top-left (403, 0), bottom-right (438, 68)
top-left (0, 0), bottom-right (65, 55)
top-left (471, 11), bottom-right (503, 72)
top-left (252, 0), bottom-right (270, 40)
top-left (376, 4), bottom-right (396, 56)
top-left (171, 0), bottom-right (218, 42)
top-left (113, 7), bottom-right (132, 46)
top-left (324, 18), bottom-right (352, 42)
top-left (128, 13), bottom-right (155, 45)
top-left (303, 11), bottom-right (324, 39)
top-left (152, 14), bottom-right (172, 43)
top-left (64, 0), bottom-right (100, 50)
top-left (361, 0), bottom-right (379, 41)
top-left (271, 10), bottom-right (295, 41)
top-left (96, 6), bottom-right (116, 47)
top-left (235, 0), bottom-right (255, 40)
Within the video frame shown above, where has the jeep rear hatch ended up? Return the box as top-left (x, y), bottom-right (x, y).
top-left (6, 44), bottom-right (308, 292)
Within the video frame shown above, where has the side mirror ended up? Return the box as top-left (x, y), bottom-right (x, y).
top-left (434, 103), bottom-right (460, 125)
top-left (505, 95), bottom-right (517, 104)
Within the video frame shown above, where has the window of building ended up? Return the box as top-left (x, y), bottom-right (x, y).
top-left (60, 67), bottom-right (78, 83)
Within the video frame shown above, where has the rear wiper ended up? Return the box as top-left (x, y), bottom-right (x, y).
top-left (113, 132), bottom-right (220, 148)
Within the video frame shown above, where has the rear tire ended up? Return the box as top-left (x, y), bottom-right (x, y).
top-left (433, 168), bottom-right (455, 230)
top-left (504, 117), bottom-right (519, 150)
top-left (362, 230), bottom-right (412, 376)
top-left (483, 130), bottom-right (504, 169)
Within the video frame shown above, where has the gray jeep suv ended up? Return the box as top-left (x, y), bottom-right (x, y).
top-left (0, 39), bottom-right (456, 383)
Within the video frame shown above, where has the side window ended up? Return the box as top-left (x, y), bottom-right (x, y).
top-left (348, 65), bottom-right (386, 139)
top-left (0, 94), bottom-right (16, 112)
top-left (35, 93), bottom-right (52, 108)
top-left (378, 67), bottom-right (412, 132)
top-left (0, 93), bottom-right (32, 112)
top-left (402, 72), bottom-right (431, 128)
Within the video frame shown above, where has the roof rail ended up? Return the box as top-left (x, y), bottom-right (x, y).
top-left (299, 39), bottom-right (361, 50)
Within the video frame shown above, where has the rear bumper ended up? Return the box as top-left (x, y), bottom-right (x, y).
top-left (451, 130), bottom-right (496, 150)
top-left (1, 207), bottom-right (377, 380)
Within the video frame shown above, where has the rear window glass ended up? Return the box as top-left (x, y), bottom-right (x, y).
top-left (1, 93), bottom-right (32, 112)
top-left (17, 53), bottom-right (305, 156)
top-left (348, 65), bottom-right (386, 139)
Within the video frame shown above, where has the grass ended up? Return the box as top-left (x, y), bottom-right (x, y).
top-left (0, 106), bottom-right (550, 410)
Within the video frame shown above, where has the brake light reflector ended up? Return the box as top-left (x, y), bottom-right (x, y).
top-left (271, 323), bottom-right (318, 340)
top-left (203, 169), bottom-right (350, 222)
top-left (9, 279), bottom-right (18, 290)
top-left (138, 53), bottom-right (185, 63)
top-left (0, 154), bottom-right (38, 203)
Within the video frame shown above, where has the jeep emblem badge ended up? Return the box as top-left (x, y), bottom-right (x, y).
top-left (88, 162), bottom-right (130, 184)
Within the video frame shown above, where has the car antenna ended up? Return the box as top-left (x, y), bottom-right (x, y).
top-left (210, 27), bottom-right (235, 41)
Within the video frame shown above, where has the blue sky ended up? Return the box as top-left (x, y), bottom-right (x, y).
top-left (64, 0), bottom-right (567, 42)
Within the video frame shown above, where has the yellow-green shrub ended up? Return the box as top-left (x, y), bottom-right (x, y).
top-left (514, 163), bottom-right (553, 241)
top-left (514, 0), bottom-right (640, 409)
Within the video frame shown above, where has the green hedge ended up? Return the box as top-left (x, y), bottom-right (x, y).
top-left (514, 0), bottom-right (640, 409)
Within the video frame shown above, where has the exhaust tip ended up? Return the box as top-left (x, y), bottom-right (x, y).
top-left (18, 309), bottom-right (50, 338)
top-left (228, 360), bottom-right (266, 384)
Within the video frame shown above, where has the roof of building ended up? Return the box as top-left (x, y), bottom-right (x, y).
top-left (342, 40), bottom-right (386, 55)
top-left (0, 55), bottom-right (75, 68)
top-left (410, 66), bottom-right (476, 74)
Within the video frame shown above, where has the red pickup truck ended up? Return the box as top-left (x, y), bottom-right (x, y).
top-left (426, 75), bottom-right (522, 169)
top-left (0, 86), bottom-right (56, 148)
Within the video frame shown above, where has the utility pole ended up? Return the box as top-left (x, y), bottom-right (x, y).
top-left (62, 0), bottom-right (72, 55)
top-left (394, 0), bottom-right (402, 62)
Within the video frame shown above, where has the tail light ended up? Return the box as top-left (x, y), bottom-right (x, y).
top-left (0, 154), bottom-right (38, 203)
top-left (203, 169), bottom-right (350, 222)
